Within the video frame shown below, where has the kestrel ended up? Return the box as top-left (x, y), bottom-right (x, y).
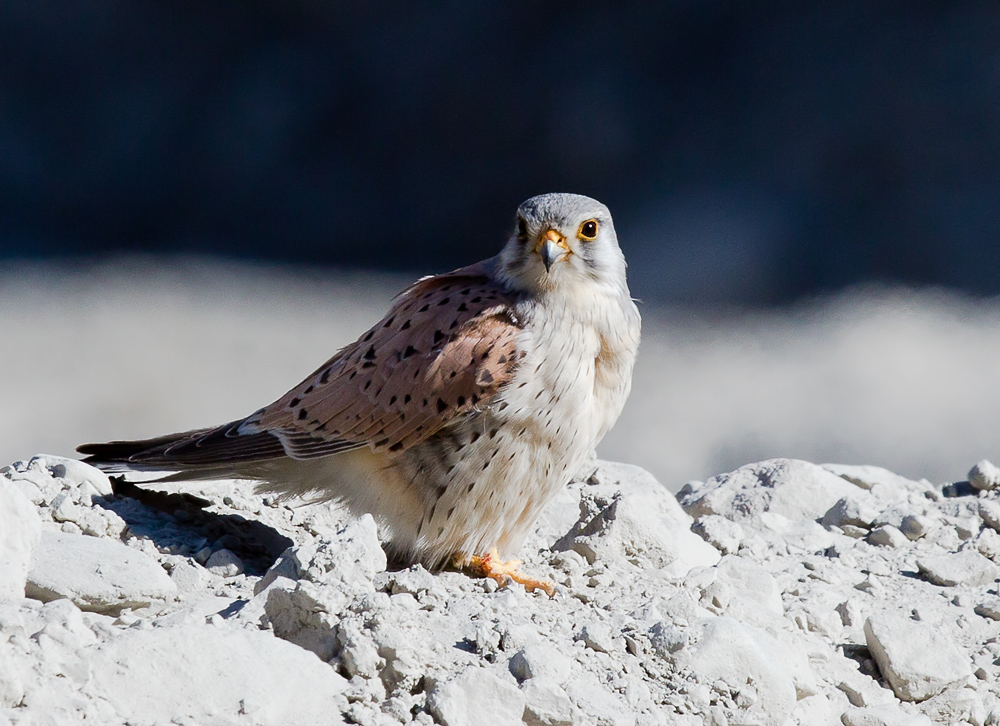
top-left (79, 193), bottom-right (641, 595)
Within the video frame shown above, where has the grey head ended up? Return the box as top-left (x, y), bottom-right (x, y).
top-left (497, 193), bottom-right (628, 295)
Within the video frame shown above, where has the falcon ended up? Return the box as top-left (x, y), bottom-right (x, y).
top-left (79, 193), bottom-right (642, 595)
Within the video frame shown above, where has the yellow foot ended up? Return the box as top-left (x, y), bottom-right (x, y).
top-left (463, 548), bottom-right (557, 598)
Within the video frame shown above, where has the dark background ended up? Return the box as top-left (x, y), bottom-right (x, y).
top-left (3, 2), bottom-right (998, 304)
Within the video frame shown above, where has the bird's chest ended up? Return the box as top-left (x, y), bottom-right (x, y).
top-left (497, 307), bottom-right (624, 464)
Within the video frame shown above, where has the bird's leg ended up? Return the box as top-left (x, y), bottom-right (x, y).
top-left (461, 548), bottom-right (557, 598)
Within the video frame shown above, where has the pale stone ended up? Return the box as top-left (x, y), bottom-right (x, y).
top-left (867, 525), bottom-right (909, 548)
top-left (427, 669), bottom-right (525, 726)
top-left (969, 460), bottom-right (1000, 491)
top-left (864, 613), bottom-right (971, 702)
top-left (0, 478), bottom-right (42, 602)
top-left (917, 550), bottom-right (999, 587)
top-left (25, 530), bottom-right (176, 614)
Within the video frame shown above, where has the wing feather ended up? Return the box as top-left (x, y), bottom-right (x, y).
top-left (79, 260), bottom-right (525, 471)
top-left (259, 260), bottom-right (524, 459)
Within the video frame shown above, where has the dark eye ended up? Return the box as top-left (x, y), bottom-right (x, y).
top-left (516, 217), bottom-right (528, 240)
top-left (579, 219), bottom-right (599, 241)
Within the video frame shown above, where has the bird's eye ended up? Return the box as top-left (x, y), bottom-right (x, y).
top-left (516, 217), bottom-right (528, 240)
top-left (579, 219), bottom-right (599, 241)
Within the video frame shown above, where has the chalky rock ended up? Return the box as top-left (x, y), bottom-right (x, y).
top-left (899, 514), bottom-right (934, 540)
top-left (867, 524), bottom-right (910, 548)
top-left (0, 478), bottom-right (42, 602)
top-left (916, 550), bottom-right (999, 588)
top-left (980, 499), bottom-right (1000, 533)
top-left (7, 453), bottom-right (1000, 725)
top-left (87, 623), bottom-right (348, 724)
top-left (973, 598), bottom-right (1000, 621)
top-left (676, 617), bottom-right (798, 726)
top-left (508, 643), bottom-right (572, 683)
top-left (679, 458), bottom-right (859, 523)
top-left (205, 548), bottom-right (245, 578)
top-left (555, 461), bottom-right (719, 575)
top-left (427, 669), bottom-right (525, 726)
top-left (841, 704), bottom-right (934, 726)
top-left (822, 496), bottom-right (879, 529)
top-left (864, 613), bottom-right (971, 702)
top-left (822, 463), bottom-right (928, 493)
top-left (26, 531), bottom-right (176, 614)
top-left (690, 514), bottom-right (744, 554)
top-left (521, 678), bottom-right (574, 726)
top-left (968, 459), bottom-right (1000, 491)
top-left (289, 514), bottom-right (386, 587)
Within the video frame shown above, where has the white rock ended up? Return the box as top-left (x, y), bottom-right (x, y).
top-left (556, 462), bottom-right (719, 575)
top-left (290, 514), bottom-right (386, 587)
top-left (718, 556), bottom-right (782, 614)
top-left (822, 463), bottom-right (925, 493)
top-left (509, 643), bottom-right (572, 683)
top-left (427, 669), bottom-right (525, 726)
top-left (975, 527), bottom-right (1000, 562)
top-left (0, 640), bottom-right (25, 707)
top-left (254, 548), bottom-right (301, 595)
top-left (0, 477), bottom-right (42, 602)
top-left (86, 622), bottom-right (348, 723)
top-left (821, 496), bottom-right (879, 529)
top-left (336, 617), bottom-right (381, 678)
top-left (841, 704), bottom-right (933, 726)
top-left (899, 514), bottom-right (934, 540)
top-left (167, 560), bottom-right (205, 595)
top-left (951, 515), bottom-right (981, 540)
top-left (867, 525), bottom-right (910, 548)
top-left (836, 598), bottom-right (868, 628)
top-left (380, 564), bottom-right (437, 596)
top-left (25, 530), bottom-right (176, 614)
top-left (979, 499), bottom-right (1000, 532)
top-left (264, 579), bottom-right (343, 661)
top-left (863, 613), bottom-right (971, 702)
top-left (522, 678), bottom-right (573, 726)
top-left (679, 458), bottom-right (859, 524)
top-left (969, 460), bottom-right (1000, 491)
top-left (690, 514), bottom-right (744, 554)
top-left (562, 674), bottom-right (633, 726)
top-left (578, 621), bottom-right (617, 654)
top-left (648, 621), bottom-right (688, 659)
top-left (917, 550), bottom-right (999, 587)
top-left (49, 490), bottom-right (84, 523)
top-left (677, 617), bottom-right (797, 726)
top-left (789, 694), bottom-right (839, 726)
top-left (8, 455), bottom-right (1000, 726)
top-left (205, 548), bottom-right (245, 578)
top-left (974, 598), bottom-right (1000, 621)
top-left (920, 687), bottom-right (990, 726)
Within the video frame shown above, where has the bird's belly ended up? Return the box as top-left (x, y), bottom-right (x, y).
top-left (400, 347), bottom-right (599, 565)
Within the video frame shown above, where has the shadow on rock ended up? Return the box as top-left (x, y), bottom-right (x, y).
top-left (94, 477), bottom-right (293, 576)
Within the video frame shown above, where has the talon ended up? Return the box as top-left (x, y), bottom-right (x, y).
top-left (464, 548), bottom-right (557, 598)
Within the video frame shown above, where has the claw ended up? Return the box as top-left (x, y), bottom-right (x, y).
top-left (464, 548), bottom-right (557, 597)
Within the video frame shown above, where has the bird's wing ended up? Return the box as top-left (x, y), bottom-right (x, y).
top-left (254, 260), bottom-right (525, 459)
top-left (78, 261), bottom-right (526, 471)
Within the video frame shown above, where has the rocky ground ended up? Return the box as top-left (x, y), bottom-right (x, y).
top-left (2, 453), bottom-right (999, 726)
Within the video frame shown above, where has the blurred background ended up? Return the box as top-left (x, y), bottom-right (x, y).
top-left (3, 2), bottom-right (1000, 489)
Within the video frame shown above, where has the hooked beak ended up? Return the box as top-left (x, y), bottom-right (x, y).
top-left (535, 228), bottom-right (569, 272)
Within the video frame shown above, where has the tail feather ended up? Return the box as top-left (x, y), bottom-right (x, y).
top-left (77, 419), bottom-right (288, 474)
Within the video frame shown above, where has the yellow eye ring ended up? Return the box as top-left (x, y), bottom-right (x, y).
top-left (578, 219), bottom-right (599, 241)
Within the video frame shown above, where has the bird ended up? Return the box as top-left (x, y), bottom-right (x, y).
top-left (78, 193), bottom-right (641, 595)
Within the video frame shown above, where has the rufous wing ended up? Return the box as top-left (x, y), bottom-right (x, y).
top-left (257, 261), bottom-right (525, 459)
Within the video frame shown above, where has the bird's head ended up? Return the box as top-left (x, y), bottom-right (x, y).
top-left (497, 193), bottom-right (629, 296)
